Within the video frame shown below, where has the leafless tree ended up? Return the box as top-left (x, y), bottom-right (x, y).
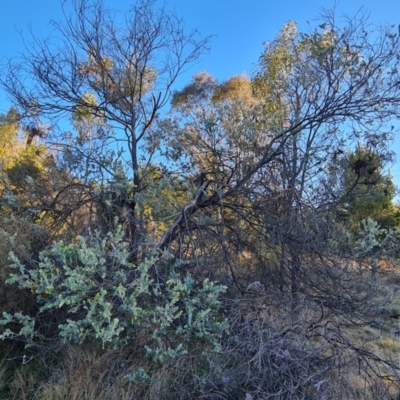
top-left (1, 0), bottom-right (211, 256)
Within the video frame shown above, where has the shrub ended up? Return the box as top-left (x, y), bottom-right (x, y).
top-left (0, 227), bottom-right (228, 363)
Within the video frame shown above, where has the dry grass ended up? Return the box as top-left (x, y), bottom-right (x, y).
top-left (37, 345), bottom-right (137, 400)
top-left (1, 308), bottom-right (399, 400)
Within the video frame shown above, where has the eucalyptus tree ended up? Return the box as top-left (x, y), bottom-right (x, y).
top-left (157, 10), bottom-right (400, 281)
top-left (144, 13), bottom-right (400, 390)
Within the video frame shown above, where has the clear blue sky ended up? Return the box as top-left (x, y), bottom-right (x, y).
top-left (1, 0), bottom-right (400, 182)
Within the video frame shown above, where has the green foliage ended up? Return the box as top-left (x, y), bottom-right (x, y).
top-left (352, 217), bottom-right (400, 285)
top-left (0, 228), bottom-right (228, 362)
top-left (335, 146), bottom-right (399, 230)
top-left (0, 110), bottom-right (54, 335)
top-left (165, 71), bottom-right (264, 184)
top-left (355, 218), bottom-right (400, 261)
top-left (72, 92), bottom-right (100, 124)
top-left (6, 144), bottom-right (53, 196)
top-left (0, 109), bottom-right (19, 164)
top-left (134, 165), bottom-right (191, 236)
top-left (253, 20), bottom-right (297, 118)
top-left (0, 109), bottom-right (58, 217)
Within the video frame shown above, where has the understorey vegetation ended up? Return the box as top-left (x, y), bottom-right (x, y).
top-left (1, 1), bottom-right (400, 398)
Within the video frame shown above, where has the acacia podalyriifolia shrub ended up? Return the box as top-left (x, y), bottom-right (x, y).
top-left (0, 227), bottom-right (228, 364)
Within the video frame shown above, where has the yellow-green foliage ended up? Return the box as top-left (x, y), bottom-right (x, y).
top-left (172, 71), bottom-right (255, 110)
top-left (212, 75), bottom-right (254, 104)
top-left (6, 144), bottom-right (53, 195)
top-left (252, 21), bottom-right (297, 117)
top-left (73, 92), bottom-right (99, 123)
top-left (171, 71), bottom-right (218, 110)
top-left (0, 109), bottom-right (20, 165)
top-left (136, 165), bottom-right (191, 236)
top-left (0, 108), bottom-right (73, 241)
top-left (0, 109), bottom-right (55, 206)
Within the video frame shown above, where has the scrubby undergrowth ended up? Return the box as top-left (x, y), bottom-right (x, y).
top-left (0, 231), bottom-right (399, 399)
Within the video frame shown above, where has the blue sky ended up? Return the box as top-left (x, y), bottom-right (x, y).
top-left (1, 0), bottom-right (400, 183)
top-left (3, 1), bottom-right (399, 89)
